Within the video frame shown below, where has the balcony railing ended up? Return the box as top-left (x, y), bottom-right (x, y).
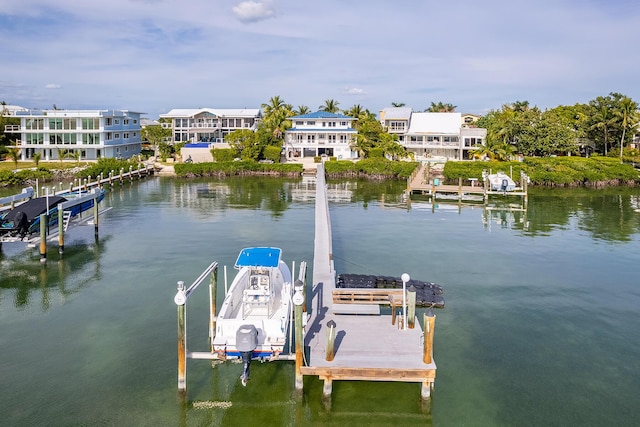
top-left (4, 124), bottom-right (20, 132)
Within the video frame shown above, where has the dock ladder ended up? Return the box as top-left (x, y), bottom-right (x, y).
top-left (62, 210), bottom-right (72, 231)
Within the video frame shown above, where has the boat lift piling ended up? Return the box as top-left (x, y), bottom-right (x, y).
top-left (174, 261), bottom-right (219, 394)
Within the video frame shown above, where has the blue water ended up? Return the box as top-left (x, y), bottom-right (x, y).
top-left (1, 178), bottom-right (639, 426)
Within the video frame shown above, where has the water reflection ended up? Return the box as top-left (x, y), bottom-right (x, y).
top-left (0, 240), bottom-right (104, 310)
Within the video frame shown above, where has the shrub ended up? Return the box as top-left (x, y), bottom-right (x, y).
top-left (211, 148), bottom-right (237, 162)
top-left (263, 145), bottom-right (282, 163)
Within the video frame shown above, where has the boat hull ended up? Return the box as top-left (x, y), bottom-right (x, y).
top-left (212, 248), bottom-right (293, 360)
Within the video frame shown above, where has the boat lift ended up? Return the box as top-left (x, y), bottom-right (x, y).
top-left (173, 260), bottom-right (307, 395)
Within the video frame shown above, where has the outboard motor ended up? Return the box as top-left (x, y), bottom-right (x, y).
top-left (236, 324), bottom-right (258, 386)
top-left (10, 211), bottom-right (28, 238)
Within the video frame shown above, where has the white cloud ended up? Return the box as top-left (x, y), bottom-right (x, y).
top-left (345, 87), bottom-right (366, 96)
top-left (232, 1), bottom-right (276, 23)
top-left (45, 83), bottom-right (61, 89)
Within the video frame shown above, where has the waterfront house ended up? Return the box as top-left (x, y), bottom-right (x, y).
top-left (284, 111), bottom-right (358, 160)
top-left (159, 108), bottom-right (262, 145)
top-left (380, 107), bottom-right (487, 160)
top-left (2, 108), bottom-right (143, 161)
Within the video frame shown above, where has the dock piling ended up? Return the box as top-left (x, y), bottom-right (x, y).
top-left (176, 281), bottom-right (187, 393)
top-left (209, 267), bottom-right (217, 351)
top-left (39, 213), bottom-right (47, 264)
top-left (423, 310), bottom-right (436, 364)
top-left (58, 208), bottom-right (64, 254)
top-left (407, 285), bottom-right (416, 329)
top-left (325, 320), bottom-right (336, 361)
top-left (294, 295), bottom-right (304, 390)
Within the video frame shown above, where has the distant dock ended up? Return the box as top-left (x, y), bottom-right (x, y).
top-left (406, 162), bottom-right (528, 204)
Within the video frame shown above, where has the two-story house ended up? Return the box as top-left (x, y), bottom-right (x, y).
top-left (284, 111), bottom-right (358, 160)
top-left (380, 107), bottom-right (487, 160)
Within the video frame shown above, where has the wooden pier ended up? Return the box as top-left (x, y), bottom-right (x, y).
top-left (406, 162), bottom-right (528, 204)
top-left (296, 163), bottom-right (437, 404)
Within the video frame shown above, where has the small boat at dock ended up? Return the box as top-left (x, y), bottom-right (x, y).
top-left (0, 188), bottom-right (105, 240)
top-left (485, 171), bottom-right (516, 192)
top-left (213, 247), bottom-right (294, 364)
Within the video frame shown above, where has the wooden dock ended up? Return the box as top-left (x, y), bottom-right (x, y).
top-left (297, 163), bottom-right (436, 403)
top-left (406, 162), bottom-right (528, 204)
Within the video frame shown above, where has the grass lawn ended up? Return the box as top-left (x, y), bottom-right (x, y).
top-left (0, 161), bottom-right (92, 172)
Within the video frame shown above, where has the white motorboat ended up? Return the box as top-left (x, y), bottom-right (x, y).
top-left (212, 247), bottom-right (294, 365)
top-left (486, 171), bottom-right (516, 192)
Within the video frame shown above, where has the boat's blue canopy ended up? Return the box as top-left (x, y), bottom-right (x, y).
top-left (235, 247), bottom-right (282, 268)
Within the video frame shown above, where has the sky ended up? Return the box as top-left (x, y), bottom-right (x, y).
top-left (1, 0), bottom-right (639, 119)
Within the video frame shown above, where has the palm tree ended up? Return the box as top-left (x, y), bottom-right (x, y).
top-left (33, 152), bottom-right (41, 168)
top-left (426, 101), bottom-right (457, 112)
top-left (261, 96), bottom-right (286, 117)
top-left (295, 105), bottom-right (310, 115)
top-left (261, 96), bottom-right (294, 142)
top-left (319, 99), bottom-right (340, 113)
top-left (590, 104), bottom-right (615, 155)
top-left (7, 146), bottom-right (20, 169)
top-left (57, 148), bottom-right (67, 163)
top-left (617, 96), bottom-right (640, 160)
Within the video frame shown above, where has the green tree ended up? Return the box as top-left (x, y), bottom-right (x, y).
top-left (225, 129), bottom-right (259, 160)
top-left (319, 99), bottom-right (340, 113)
top-left (616, 96), bottom-right (640, 160)
top-left (141, 124), bottom-right (172, 159)
top-left (7, 146), bottom-right (20, 169)
top-left (589, 96), bottom-right (616, 155)
top-left (261, 96), bottom-right (294, 141)
top-left (294, 105), bottom-right (310, 115)
top-left (426, 101), bottom-right (456, 112)
top-left (32, 152), bottom-right (41, 168)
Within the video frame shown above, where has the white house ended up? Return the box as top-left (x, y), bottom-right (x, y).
top-left (284, 111), bottom-right (358, 159)
top-left (3, 108), bottom-right (143, 161)
top-left (380, 107), bottom-right (487, 160)
top-left (159, 108), bottom-right (262, 145)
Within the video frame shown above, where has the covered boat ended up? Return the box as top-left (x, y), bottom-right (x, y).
top-left (0, 189), bottom-right (105, 239)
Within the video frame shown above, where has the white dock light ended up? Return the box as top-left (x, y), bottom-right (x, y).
top-left (401, 273), bottom-right (410, 331)
top-left (174, 281), bottom-right (187, 306)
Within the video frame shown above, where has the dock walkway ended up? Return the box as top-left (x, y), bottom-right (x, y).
top-left (299, 163), bottom-right (436, 401)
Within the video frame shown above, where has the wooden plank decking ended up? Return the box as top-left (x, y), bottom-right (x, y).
top-left (301, 163), bottom-right (436, 400)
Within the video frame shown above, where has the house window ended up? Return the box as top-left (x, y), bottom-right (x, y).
top-left (115, 119), bottom-right (120, 125)
top-left (82, 118), bottom-right (100, 130)
top-left (63, 134), bottom-right (77, 145)
top-left (328, 135), bottom-right (336, 143)
top-left (114, 133), bottom-right (120, 138)
top-left (296, 134), bottom-right (303, 142)
top-left (49, 118), bottom-right (63, 130)
top-left (106, 133), bottom-right (112, 140)
top-left (340, 121), bottom-right (347, 126)
top-left (82, 133), bottom-right (99, 144)
top-left (133, 119), bottom-right (138, 124)
top-left (26, 118), bottom-right (44, 130)
top-left (307, 121), bottom-right (315, 126)
top-left (296, 121), bottom-right (304, 126)
top-left (307, 135), bottom-right (315, 143)
top-left (339, 135), bottom-right (347, 143)
top-left (124, 119), bottom-right (130, 125)
top-left (106, 118), bottom-right (112, 126)
top-left (124, 132), bottom-right (129, 139)
top-left (26, 133), bottom-right (44, 144)
top-left (50, 134), bottom-right (63, 144)
top-left (63, 118), bottom-right (76, 130)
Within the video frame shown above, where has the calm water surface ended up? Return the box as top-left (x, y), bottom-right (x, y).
top-left (1, 177), bottom-right (639, 426)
